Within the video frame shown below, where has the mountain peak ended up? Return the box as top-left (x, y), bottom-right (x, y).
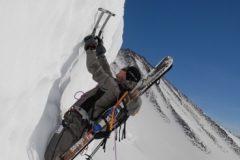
top-left (108, 49), bottom-right (240, 160)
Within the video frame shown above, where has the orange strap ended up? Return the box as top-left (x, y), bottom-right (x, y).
top-left (109, 91), bottom-right (129, 131)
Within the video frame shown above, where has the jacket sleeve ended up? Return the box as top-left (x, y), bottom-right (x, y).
top-left (97, 54), bottom-right (113, 76)
top-left (86, 50), bottom-right (119, 93)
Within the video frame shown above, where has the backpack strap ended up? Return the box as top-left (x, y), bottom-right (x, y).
top-left (109, 91), bottom-right (129, 131)
top-left (61, 120), bottom-right (78, 141)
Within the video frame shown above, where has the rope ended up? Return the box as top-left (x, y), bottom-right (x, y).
top-left (74, 85), bottom-right (99, 100)
top-left (74, 91), bottom-right (85, 100)
top-left (111, 91), bottom-right (128, 160)
top-left (113, 93), bottom-right (119, 160)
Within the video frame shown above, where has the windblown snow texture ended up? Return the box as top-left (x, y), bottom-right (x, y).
top-left (0, 1), bottom-right (125, 160)
top-left (0, 0), bottom-right (239, 159)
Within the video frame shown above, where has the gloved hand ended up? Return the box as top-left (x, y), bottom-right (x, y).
top-left (96, 36), bottom-right (106, 56)
top-left (84, 35), bottom-right (97, 50)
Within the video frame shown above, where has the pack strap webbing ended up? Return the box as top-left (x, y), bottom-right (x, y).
top-left (109, 91), bottom-right (128, 131)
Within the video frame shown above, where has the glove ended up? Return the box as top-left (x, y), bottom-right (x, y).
top-left (96, 36), bottom-right (106, 56)
top-left (84, 35), bottom-right (97, 50)
top-left (96, 43), bottom-right (106, 56)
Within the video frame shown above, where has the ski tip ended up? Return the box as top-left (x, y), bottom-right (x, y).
top-left (166, 56), bottom-right (173, 64)
top-left (167, 56), bottom-right (173, 60)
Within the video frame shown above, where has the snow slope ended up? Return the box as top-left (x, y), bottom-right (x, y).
top-left (0, 0), bottom-right (124, 159)
top-left (0, 1), bottom-right (240, 160)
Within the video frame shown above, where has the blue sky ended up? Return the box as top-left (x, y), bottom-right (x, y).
top-left (121, 0), bottom-right (240, 135)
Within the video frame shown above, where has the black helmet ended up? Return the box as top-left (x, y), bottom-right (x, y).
top-left (125, 66), bottom-right (141, 83)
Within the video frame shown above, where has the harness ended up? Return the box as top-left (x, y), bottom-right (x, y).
top-left (62, 80), bottom-right (129, 142)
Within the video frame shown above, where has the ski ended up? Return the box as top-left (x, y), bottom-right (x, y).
top-left (57, 132), bottom-right (94, 160)
top-left (92, 8), bottom-right (115, 37)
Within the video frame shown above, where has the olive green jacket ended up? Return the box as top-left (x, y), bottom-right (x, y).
top-left (75, 49), bottom-right (141, 119)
